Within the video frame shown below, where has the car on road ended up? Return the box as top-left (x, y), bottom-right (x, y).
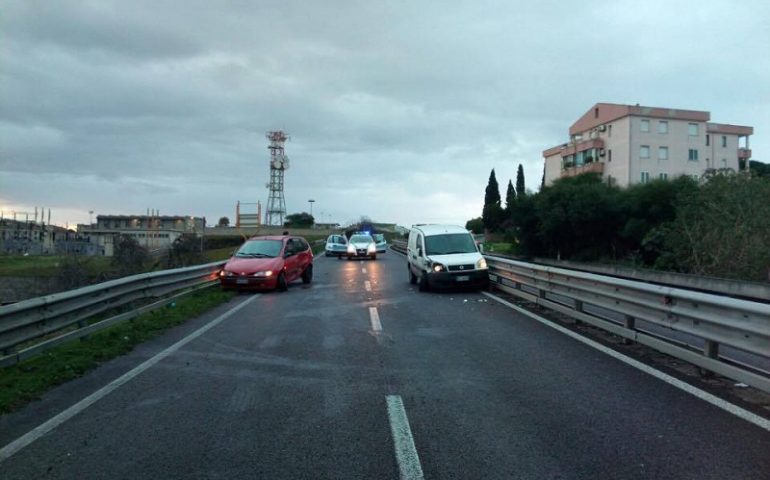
top-left (347, 233), bottom-right (377, 260)
top-left (324, 234), bottom-right (348, 257)
top-left (407, 224), bottom-right (489, 291)
top-left (373, 233), bottom-right (388, 253)
top-left (220, 235), bottom-right (313, 291)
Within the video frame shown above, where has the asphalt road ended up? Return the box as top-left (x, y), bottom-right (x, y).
top-left (1, 250), bottom-right (769, 479)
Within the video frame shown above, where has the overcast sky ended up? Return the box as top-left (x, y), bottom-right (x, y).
top-left (2, 1), bottom-right (768, 228)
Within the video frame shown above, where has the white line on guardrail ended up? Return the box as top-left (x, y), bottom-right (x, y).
top-left (482, 291), bottom-right (770, 432)
top-left (0, 294), bottom-right (261, 463)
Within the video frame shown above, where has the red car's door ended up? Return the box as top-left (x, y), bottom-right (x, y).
top-left (296, 239), bottom-right (313, 274)
top-left (283, 238), bottom-right (301, 281)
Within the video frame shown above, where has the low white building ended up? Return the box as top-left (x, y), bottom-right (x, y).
top-left (78, 215), bottom-right (205, 256)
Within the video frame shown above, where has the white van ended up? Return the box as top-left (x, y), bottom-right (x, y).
top-left (407, 224), bottom-right (489, 291)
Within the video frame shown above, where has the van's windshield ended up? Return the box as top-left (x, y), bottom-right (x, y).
top-left (425, 233), bottom-right (477, 255)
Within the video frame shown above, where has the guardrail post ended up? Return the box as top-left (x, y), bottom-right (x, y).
top-left (573, 300), bottom-right (584, 325)
top-left (622, 315), bottom-right (635, 345)
top-left (699, 340), bottom-right (720, 377)
top-left (78, 319), bottom-right (89, 341)
top-left (78, 318), bottom-right (88, 342)
top-left (704, 340), bottom-right (719, 359)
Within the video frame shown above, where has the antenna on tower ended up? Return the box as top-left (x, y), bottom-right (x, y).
top-left (265, 130), bottom-right (290, 226)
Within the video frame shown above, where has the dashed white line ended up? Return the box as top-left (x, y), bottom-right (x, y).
top-left (386, 395), bottom-right (425, 480)
top-left (362, 267), bottom-right (367, 274)
top-left (365, 281), bottom-right (372, 292)
top-left (0, 294), bottom-right (262, 463)
top-left (482, 291), bottom-right (770, 433)
top-left (369, 306), bottom-right (382, 332)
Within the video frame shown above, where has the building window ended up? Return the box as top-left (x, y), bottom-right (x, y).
top-left (722, 158), bottom-right (727, 168)
top-left (608, 149), bottom-right (612, 162)
top-left (706, 134), bottom-right (710, 146)
top-left (688, 123), bottom-right (698, 136)
top-left (659, 173), bottom-right (668, 180)
top-left (658, 121), bottom-right (668, 134)
top-left (640, 145), bottom-right (650, 159)
top-left (722, 135), bottom-right (727, 147)
top-left (641, 172), bottom-right (650, 184)
top-left (641, 119), bottom-right (650, 133)
top-left (688, 149), bottom-right (699, 161)
top-left (658, 146), bottom-right (668, 160)
top-left (608, 124), bottom-right (612, 137)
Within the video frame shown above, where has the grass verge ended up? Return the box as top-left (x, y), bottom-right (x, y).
top-left (0, 255), bottom-right (112, 277)
top-left (0, 287), bottom-right (235, 414)
top-left (483, 242), bottom-right (518, 255)
top-left (204, 246), bottom-right (237, 262)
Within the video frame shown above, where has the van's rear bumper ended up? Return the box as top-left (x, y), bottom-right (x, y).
top-left (427, 269), bottom-right (489, 289)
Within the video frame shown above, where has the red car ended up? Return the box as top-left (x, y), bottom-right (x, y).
top-left (219, 235), bottom-right (313, 291)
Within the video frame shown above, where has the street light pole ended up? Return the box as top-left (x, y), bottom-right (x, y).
top-left (308, 199), bottom-right (315, 227)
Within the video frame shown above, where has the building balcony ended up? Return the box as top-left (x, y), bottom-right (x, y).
top-left (559, 138), bottom-right (605, 157)
top-left (561, 161), bottom-right (604, 178)
top-left (738, 148), bottom-right (752, 160)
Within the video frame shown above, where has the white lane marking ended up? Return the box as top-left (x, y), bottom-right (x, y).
top-left (362, 267), bottom-right (367, 274)
top-left (369, 306), bottom-right (382, 333)
top-left (386, 395), bottom-right (425, 480)
top-left (482, 291), bottom-right (770, 432)
top-left (0, 294), bottom-right (262, 463)
top-left (365, 281), bottom-right (372, 292)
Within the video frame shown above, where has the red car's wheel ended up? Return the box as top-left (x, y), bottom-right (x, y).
top-left (301, 264), bottom-right (313, 284)
top-left (277, 272), bottom-right (288, 292)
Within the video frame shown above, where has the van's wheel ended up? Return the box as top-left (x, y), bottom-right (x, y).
top-left (418, 272), bottom-right (429, 292)
top-left (371, 254), bottom-right (376, 260)
top-left (408, 265), bottom-right (417, 284)
top-left (277, 272), bottom-right (288, 292)
top-left (302, 264), bottom-right (313, 284)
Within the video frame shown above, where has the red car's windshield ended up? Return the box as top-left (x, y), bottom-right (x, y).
top-left (235, 240), bottom-right (282, 258)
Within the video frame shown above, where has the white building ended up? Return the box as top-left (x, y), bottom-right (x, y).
top-left (78, 215), bottom-right (205, 256)
top-left (543, 103), bottom-right (753, 188)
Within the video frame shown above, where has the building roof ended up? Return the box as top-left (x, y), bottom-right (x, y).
top-left (569, 102), bottom-right (711, 136)
top-left (706, 123), bottom-right (753, 135)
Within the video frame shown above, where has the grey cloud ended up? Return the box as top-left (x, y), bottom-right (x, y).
top-left (1, 0), bottom-right (768, 227)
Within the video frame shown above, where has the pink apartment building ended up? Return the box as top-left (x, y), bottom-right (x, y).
top-left (543, 103), bottom-right (753, 187)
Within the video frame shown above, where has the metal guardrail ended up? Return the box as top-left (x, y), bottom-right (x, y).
top-left (390, 240), bottom-right (407, 254)
top-left (486, 256), bottom-right (770, 393)
top-left (0, 261), bottom-right (226, 367)
top-left (392, 239), bottom-right (770, 392)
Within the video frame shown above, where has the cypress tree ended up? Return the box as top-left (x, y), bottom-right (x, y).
top-left (485, 169), bottom-right (501, 206)
top-left (483, 169), bottom-right (503, 232)
top-left (505, 179), bottom-right (515, 210)
top-left (516, 164), bottom-right (526, 197)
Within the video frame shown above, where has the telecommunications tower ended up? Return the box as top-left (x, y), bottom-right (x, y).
top-left (265, 130), bottom-right (290, 226)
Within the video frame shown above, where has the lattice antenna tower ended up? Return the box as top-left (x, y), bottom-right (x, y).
top-left (265, 130), bottom-right (290, 226)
